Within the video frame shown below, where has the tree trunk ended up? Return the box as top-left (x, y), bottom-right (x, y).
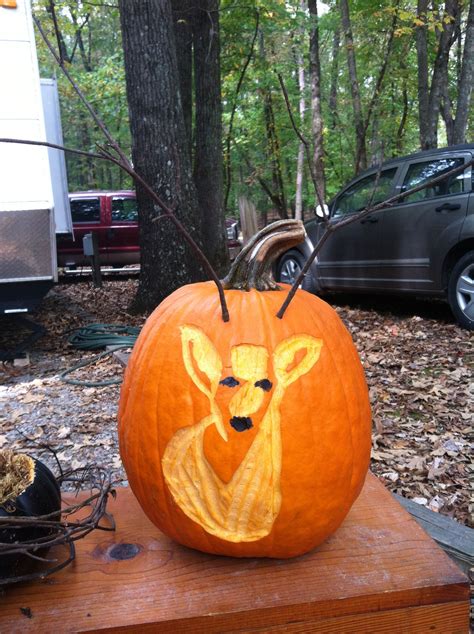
top-left (171, 0), bottom-right (193, 158)
top-left (192, 0), bottom-right (229, 274)
top-left (308, 0), bottom-right (326, 202)
top-left (362, 6), bottom-right (398, 142)
top-left (339, 0), bottom-right (366, 172)
top-left (294, 0), bottom-right (306, 221)
top-left (441, 71), bottom-right (455, 144)
top-left (119, 0), bottom-right (204, 312)
top-left (416, 0), bottom-right (430, 148)
top-left (396, 82), bottom-right (409, 154)
top-left (259, 31), bottom-right (287, 219)
top-left (329, 26), bottom-right (340, 130)
top-left (453, 0), bottom-right (474, 143)
top-left (424, 0), bottom-right (459, 148)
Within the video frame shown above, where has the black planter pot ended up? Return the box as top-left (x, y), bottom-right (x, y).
top-left (0, 457), bottom-right (62, 579)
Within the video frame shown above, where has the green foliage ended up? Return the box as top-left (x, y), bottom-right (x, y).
top-left (33, 0), bottom-right (131, 191)
top-left (33, 0), bottom-right (472, 217)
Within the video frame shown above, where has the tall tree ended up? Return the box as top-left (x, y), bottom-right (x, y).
top-left (172, 0), bottom-right (193, 157)
top-left (340, 0), bottom-right (367, 172)
top-left (417, 0), bottom-right (460, 148)
top-left (192, 0), bottom-right (229, 272)
top-left (259, 29), bottom-right (288, 218)
top-left (453, 0), bottom-right (474, 143)
top-left (294, 0), bottom-right (306, 221)
top-left (119, 0), bottom-right (204, 311)
top-left (308, 0), bottom-right (326, 202)
top-left (416, 0), bottom-right (431, 148)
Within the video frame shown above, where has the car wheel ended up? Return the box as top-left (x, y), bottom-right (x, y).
top-left (277, 250), bottom-right (306, 286)
top-left (447, 251), bottom-right (474, 330)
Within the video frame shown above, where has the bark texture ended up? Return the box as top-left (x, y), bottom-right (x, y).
top-left (453, 0), bottom-right (474, 143)
top-left (416, 0), bottom-right (430, 148)
top-left (192, 0), bottom-right (229, 273)
top-left (340, 0), bottom-right (367, 172)
top-left (417, 0), bottom-right (460, 149)
top-left (259, 31), bottom-right (287, 218)
top-left (329, 26), bottom-right (340, 130)
top-left (295, 42), bottom-right (305, 221)
top-left (425, 0), bottom-right (459, 148)
top-left (119, 0), bottom-right (204, 312)
top-left (172, 0), bottom-right (193, 158)
top-left (308, 0), bottom-right (326, 202)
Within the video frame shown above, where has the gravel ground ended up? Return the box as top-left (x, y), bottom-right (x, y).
top-left (0, 277), bottom-right (472, 527)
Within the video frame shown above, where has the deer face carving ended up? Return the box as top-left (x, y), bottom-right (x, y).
top-left (161, 325), bottom-right (323, 543)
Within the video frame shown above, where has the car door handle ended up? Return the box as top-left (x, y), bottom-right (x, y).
top-left (435, 203), bottom-right (461, 212)
top-left (360, 216), bottom-right (378, 224)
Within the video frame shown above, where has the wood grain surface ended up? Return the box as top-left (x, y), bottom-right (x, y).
top-left (0, 473), bottom-right (469, 633)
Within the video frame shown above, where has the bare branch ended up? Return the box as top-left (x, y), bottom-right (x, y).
top-left (0, 137), bottom-right (106, 161)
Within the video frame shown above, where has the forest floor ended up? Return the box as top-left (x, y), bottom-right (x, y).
top-left (0, 277), bottom-right (472, 528)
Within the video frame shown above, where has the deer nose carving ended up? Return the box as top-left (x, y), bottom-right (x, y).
top-left (230, 416), bottom-right (253, 432)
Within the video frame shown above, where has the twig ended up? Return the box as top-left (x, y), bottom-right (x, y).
top-left (0, 137), bottom-right (106, 162)
top-left (277, 156), bottom-right (474, 318)
top-left (0, 464), bottom-right (114, 587)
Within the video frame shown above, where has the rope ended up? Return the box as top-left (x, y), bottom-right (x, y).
top-left (59, 323), bottom-right (140, 387)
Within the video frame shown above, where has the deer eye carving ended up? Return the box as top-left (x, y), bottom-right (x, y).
top-left (255, 379), bottom-right (272, 392)
top-left (220, 376), bottom-right (240, 388)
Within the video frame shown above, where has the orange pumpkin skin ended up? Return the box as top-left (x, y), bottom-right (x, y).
top-left (118, 281), bottom-right (371, 558)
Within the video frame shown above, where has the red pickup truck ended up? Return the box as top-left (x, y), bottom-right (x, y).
top-left (57, 190), bottom-right (240, 267)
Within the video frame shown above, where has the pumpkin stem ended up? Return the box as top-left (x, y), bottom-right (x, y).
top-left (223, 220), bottom-right (306, 291)
top-left (0, 450), bottom-right (35, 506)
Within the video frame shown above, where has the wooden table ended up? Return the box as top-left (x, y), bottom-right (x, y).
top-left (0, 473), bottom-right (469, 633)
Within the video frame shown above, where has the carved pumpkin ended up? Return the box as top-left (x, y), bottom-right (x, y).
top-left (119, 221), bottom-right (371, 558)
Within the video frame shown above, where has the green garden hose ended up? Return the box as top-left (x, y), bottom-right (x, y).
top-left (59, 323), bottom-right (141, 387)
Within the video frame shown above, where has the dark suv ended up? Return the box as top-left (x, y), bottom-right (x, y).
top-left (276, 145), bottom-right (474, 329)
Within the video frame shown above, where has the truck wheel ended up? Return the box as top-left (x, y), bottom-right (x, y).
top-left (447, 251), bottom-right (474, 330)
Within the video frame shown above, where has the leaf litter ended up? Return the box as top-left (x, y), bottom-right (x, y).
top-left (0, 281), bottom-right (472, 527)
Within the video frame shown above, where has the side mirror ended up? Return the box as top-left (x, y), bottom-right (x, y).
top-left (315, 204), bottom-right (329, 219)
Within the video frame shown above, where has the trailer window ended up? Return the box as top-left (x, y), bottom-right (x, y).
top-left (70, 198), bottom-right (101, 223)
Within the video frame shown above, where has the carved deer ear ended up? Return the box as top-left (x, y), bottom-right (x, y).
top-left (273, 334), bottom-right (323, 388)
top-left (180, 325), bottom-right (223, 397)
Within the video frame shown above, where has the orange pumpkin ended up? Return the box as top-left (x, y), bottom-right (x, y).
top-left (118, 221), bottom-right (371, 558)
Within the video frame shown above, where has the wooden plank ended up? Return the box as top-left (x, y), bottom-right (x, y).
top-left (394, 493), bottom-right (474, 574)
top-left (227, 602), bottom-right (470, 633)
top-left (0, 473), bottom-right (469, 634)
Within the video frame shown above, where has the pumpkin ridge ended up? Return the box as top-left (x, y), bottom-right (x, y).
top-left (305, 296), bottom-right (361, 514)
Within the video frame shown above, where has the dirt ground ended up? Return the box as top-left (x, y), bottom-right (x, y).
top-left (0, 276), bottom-right (472, 527)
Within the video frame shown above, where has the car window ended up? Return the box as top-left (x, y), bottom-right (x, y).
top-left (401, 157), bottom-right (464, 203)
top-left (111, 197), bottom-right (138, 222)
top-left (70, 198), bottom-right (100, 223)
top-left (333, 168), bottom-right (397, 217)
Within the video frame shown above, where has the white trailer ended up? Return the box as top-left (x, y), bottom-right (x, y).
top-left (0, 0), bottom-right (71, 313)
